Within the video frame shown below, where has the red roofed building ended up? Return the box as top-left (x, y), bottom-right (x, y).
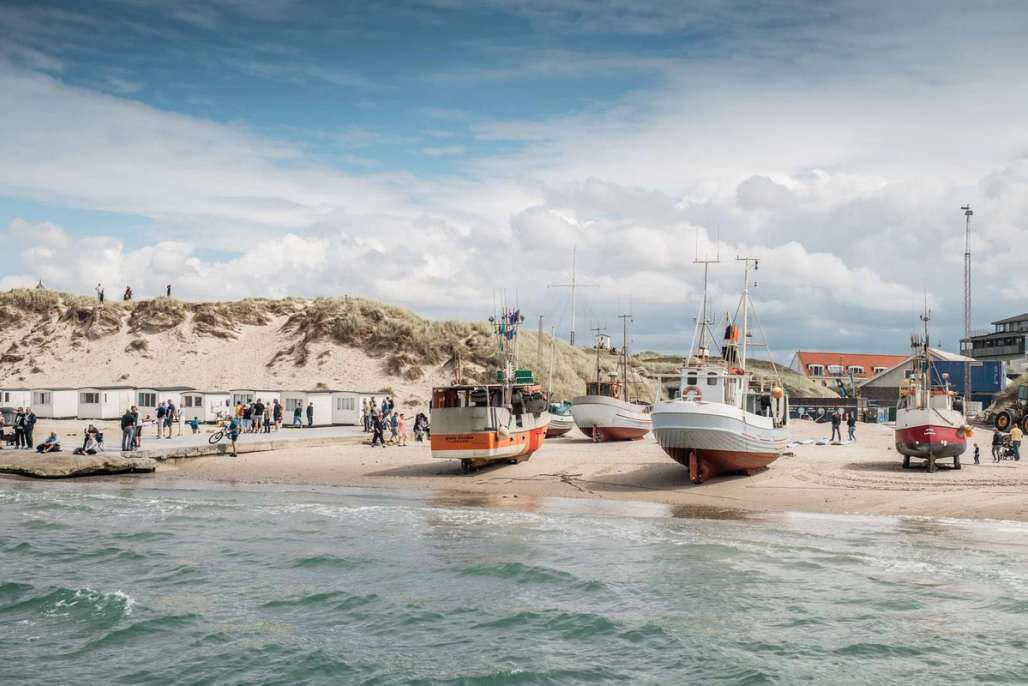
top-left (789, 351), bottom-right (907, 388)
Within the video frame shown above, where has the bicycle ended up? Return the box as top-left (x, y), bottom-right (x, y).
top-left (208, 421), bottom-right (237, 445)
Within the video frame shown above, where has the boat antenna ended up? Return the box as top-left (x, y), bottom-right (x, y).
top-left (692, 228), bottom-right (722, 360)
top-left (547, 245), bottom-right (597, 346)
top-left (961, 204), bottom-right (973, 414)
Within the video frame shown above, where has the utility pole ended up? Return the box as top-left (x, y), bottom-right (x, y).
top-left (961, 204), bottom-right (974, 412)
top-left (548, 246), bottom-right (597, 347)
top-left (537, 315), bottom-right (543, 367)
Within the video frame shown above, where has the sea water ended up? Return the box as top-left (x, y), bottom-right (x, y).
top-left (1, 480), bottom-right (1026, 685)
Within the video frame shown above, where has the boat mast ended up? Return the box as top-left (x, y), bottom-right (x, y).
top-left (693, 232), bottom-right (721, 358)
top-left (618, 312), bottom-right (632, 402)
top-left (547, 246), bottom-right (597, 347)
top-left (735, 256), bottom-right (758, 371)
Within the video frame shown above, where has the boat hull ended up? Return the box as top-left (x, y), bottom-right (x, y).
top-left (894, 425), bottom-right (966, 459)
top-left (570, 395), bottom-right (651, 441)
top-left (894, 406), bottom-right (967, 460)
top-left (545, 413), bottom-right (574, 438)
top-left (652, 400), bottom-right (788, 483)
top-left (430, 406), bottom-right (549, 462)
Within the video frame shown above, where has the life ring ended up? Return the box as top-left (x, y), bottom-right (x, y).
top-left (682, 385), bottom-right (703, 401)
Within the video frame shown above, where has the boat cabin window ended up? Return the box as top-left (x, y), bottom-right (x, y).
top-left (432, 389), bottom-right (471, 409)
top-left (706, 371), bottom-right (718, 386)
top-left (686, 372), bottom-right (698, 386)
top-left (586, 382), bottom-right (613, 396)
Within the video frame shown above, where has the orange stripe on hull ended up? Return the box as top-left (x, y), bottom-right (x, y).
top-left (431, 426), bottom-right (547, 459)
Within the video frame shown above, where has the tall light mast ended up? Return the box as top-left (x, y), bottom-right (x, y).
top-left (961, 204), bottom-right (974, 412)
top-left (547, 246), bottom-right (597, 346)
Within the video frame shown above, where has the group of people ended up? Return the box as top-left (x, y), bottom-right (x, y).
top-left (0, 407), bottom-right (38, 450)
top-left (232, 398), bottom-right (285, 433)
top-left (829, 410), bottom-right (858, 442)
top-left (360, 396), bottom-right (429, 448)
top-left (990, 425), bottom-right (1022, 462)
top-left (95, 283), bottom-right (173, 303)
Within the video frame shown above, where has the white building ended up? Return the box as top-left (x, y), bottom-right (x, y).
top-left (281, 390), bottom-right (335, 427)
top-left (78, 386), bottom-right (136, 420)
top-left (229, 389), bottom-right (281, 407)
top-left (134, 386), bottom-right (195, 418)
top-left (30, 388), bottom-right (78, 418)
top-left (332, 390), bottom-right (373, 425)
top-left (180, 391), bottom-right (231, 423)
top-left (0, 387), bottom-right (32, 407)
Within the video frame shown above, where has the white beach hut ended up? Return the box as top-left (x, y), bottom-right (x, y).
top-left (30, 388), bottom-right (78, 419)
top-left (134, 386), bottom-right (195, 418)
top-left (78, 386), bottom-right (136, 420)
top-left (180, 391), bottom-right (231, 423)
top-left (229, 389), bottom-right (282, 407)
top-left (331, 390), bottom-right (373, 425)
top-left (282, 390), bottom-right (335, 427)
top-left (0, 387), bottom-right (32, 408)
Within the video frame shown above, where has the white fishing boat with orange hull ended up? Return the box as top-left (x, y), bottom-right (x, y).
top-left (431, 384), bottom-right (549, 472)
top-left (430, 308), bottom-right (550, 473)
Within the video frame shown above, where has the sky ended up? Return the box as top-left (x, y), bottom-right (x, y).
top-left (2, 0), bottom-right (1028, 360)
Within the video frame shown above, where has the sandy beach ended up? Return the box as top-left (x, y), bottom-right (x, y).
top-left (143, 419), bottom-right (1028, 522)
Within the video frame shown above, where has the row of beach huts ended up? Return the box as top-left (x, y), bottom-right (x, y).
top-left (0, 386), bottom-right (377, 426)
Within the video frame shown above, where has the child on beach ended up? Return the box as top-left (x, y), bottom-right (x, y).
top-left (389, 412), bottom-right (399, 444)
top-left (190, 417), bottom-right (200, 434)
top-left (397, 413), bottom-right (408, 447)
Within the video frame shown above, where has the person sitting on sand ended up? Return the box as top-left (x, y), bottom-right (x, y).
top-left (37, 432), bottom-right (61, 454)
top-left (74, 429), bottom-right (100, 455)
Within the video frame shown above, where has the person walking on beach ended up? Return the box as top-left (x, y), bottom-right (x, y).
top-left (13, 408), bottom-right (24, 449)
top-left (830, 411), bottom-right (842, 442)
top-left (121, 408), bottom-right (135, 451)
top-left (388, 412), bottom-right (399, 444)
top-left (227, 415), bottom-right (240, 457)
top-left (847, 412), bottom-right (857, 441)
top-left (156, 401), bottom-right (167, 438)
top-left (1010, 425), bottom-right (1022, 461)
top-left (992, 430), bottom-right (1003, 462)
top-left (371, 412), bottom-right (386, 447)
top-left (292, 405), bottom-right (302, 428)
top-left (14, 408), bottom-right (26, 449)
top-left (272, 399), bottom-right (282, 431)
top-left (190, 416), bottom-right (200, 434)
top-left (361, 400), bottom-right (369, 432)
top-left (397, 413), bottom-right (408, 447)
top-left (306, 402), bottom-right (314, 428)
top-left (23, 408), bottom-right (36, 449)
top-left (164, 400), bottom-right (176, 438)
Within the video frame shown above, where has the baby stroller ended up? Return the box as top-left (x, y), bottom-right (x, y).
top-left (413, 413), bottom-right (430, 442)
top-left (995, 433), bottom-right (1018, 462)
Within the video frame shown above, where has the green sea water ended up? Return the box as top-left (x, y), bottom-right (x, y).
top-left (1, 480), bottom-right (1026, 685)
